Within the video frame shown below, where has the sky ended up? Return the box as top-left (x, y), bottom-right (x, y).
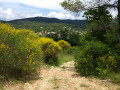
top-left (0, 0), bottom-right (118, 21)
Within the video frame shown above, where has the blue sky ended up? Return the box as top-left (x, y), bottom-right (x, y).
top-left (0, 0), bottom-right (117, 21)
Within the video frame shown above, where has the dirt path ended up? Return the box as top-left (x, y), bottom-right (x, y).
top-left (5, 61), bottom-right (120, 90)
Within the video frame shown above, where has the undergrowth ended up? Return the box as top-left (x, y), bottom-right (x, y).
top-left (58, 52), bottom-right (75, 65)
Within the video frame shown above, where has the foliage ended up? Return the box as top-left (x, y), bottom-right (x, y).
top-left (76, 22), bottom-right (120, 78)
top-left (96, 53), bottom-right (117, 78)
top-left (85, 6), bottom-right (112, 42)
top-left (57, 40), bottom-right (71, 50)
top-left (58, 53), bottom-right (75, 65)
top-left (7, 18), bottom-right (86, 47)
top-left (6, 17), bottom-right (87, 33)
top-left (104, 29), bottom-right (118, 47)
top-left (84, 6), bottom-right (112, 24)
top-left (0, 23), bottom-right (43, 78)
top-left (39, 37), bottom-right (62, 65)
top-left (46, 29), bottom-right (81, 46)
top-left (66, 46), bottom-right (80, 54)
top-left (75, 41), bottom-right (112, 76)
top-left (0, 81), bottom-right (4, 90)
top-left (106, 72), bottom-right (120, 85)
top-left (46, 33), bottom-right (59, 41)
top-left (59, 28), bottom-right (69, 41)
top-left (60, 0), bottom-right (84, 13)
top-left (61, 0), bottom-right (120, 79)
top-left (79, 31), bottom-right (97, 45)
top-left (68, 31), bottom-right (80, 46)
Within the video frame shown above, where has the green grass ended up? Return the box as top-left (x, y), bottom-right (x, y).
top-left (45, 52), bottom-right (75, 67)
top-left (58, 53), bottom-right (75, 65)
top-left (50, 78), bottom-right (61, 85)
top-left (0, 81), bottom-right (4, 90)
top-left (106, 72), bottom-right (120, 85)
top-left (53, 86), bottom-right (59, 89)
top-left (80, 84), bottom-right (89, 87)
top-left (61, 66), bottom-right (67, 70)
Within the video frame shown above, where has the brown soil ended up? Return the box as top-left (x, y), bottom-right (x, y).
top-left (5, 61), bottom-right (120, 90)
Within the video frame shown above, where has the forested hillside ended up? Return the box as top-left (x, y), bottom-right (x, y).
top-left (2, 17), bottom-right (87, 32)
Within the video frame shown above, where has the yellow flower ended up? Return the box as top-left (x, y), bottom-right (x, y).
top-left (106, 65), bottom-right (109, 69)
top-left (33, 62), bottom-right (35, 64)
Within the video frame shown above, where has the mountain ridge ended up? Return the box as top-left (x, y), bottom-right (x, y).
top-left (7, 16), bottom-right (87, 26)
top-left (1, 16), bottom-right (87, 33)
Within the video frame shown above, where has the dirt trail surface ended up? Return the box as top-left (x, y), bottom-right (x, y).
top-left (5, 61), bottom-right (120, 90)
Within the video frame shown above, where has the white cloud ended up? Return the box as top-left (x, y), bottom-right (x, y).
top-left (6, 8), bottom-right (12, 15)
top-left (0, 7), bottom-right (117, 21)
top-left (0, 0), bottom-right (64, 11)
top-left (0, 7), bottom-right (43, 21)
top-left (0, 8), bottom-right (14, 20)
top-left (0, 0), bottom-right (117, 21)
top-left (110, 9), bottom-right (118, 18)
top-left (21, 0), bottom-right (64, 11)
top-left (47, 12), bottom-right (74, 19)
top-left (0, 7), bottom-right (3, 11)
top-left (0, 0), bottom-right (20, 3)
top-left (47, 11), bottom-right (85, 20)
top-left (26, 13), bottom-right (43, 18)
top-left (0, 6), bottom-right (85, 21)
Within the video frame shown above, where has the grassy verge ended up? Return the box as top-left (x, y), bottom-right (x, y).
top-left (45, 53), bottom-right (75, 68)
top-left (105, 72), bottom-right (120, 85)
top-left (58, 53), bottom-right (75, 65)
top-left (0, 81), bottom-right (4, 90)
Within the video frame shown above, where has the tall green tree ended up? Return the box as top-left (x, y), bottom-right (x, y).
top-left (61, 0), bottom-right (120, 41)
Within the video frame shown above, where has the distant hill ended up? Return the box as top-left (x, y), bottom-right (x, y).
top-left (8, 17), bottom-right (87, 26)
top-left (0, 20), bottom-right (3, 22)
top-left (3, 17), bottom-right (87, 32)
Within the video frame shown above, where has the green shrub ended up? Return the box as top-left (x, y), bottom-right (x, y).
top-left (67, 46), bottom-right (80, 54)
top-left (79, 31), bottom-right (97, 46)
top-left (104, 29), bottom-right (118, 47)
top-left (57, 40), bottom-right (71, 49)
top-left (80, 41), bottom-right (108, 58)
top-left (0, 23), bottom-right (43, 78)
top-left (111, 53), bottom-right (120, 72)
top-left (68, 32), bottom-right (80, 46)
top-left (46, 33), bottom-right (60, 41)
top-left (96, 53), bottom-right (117, 78)
top-left (75, 41), bottom-right (114, 77)
top-left (75, 54), bottom-right (95, 76)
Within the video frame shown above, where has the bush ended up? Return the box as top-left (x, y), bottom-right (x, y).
top-left (80, 41), bottom-right (108, 58)
top-left (104, 29), bottom-right (118, 47)
top-left (57, 40), bottom-right (71, 50)
top-left (39, 37), bottom-right (62, 65)
top-left (0, 23), bottom-right (43, 78)
top-left (46, 33), bottom-right (60, 41)
top-left (67, 46), bottom-right (80, 54)
top-left (68, 32), bottom-right (80, 46)
top-left (75, 41), bottom-right (115, 77)
top-left (79, 31), bottom-right (97, 46)
top-left (96, 53), bottom-right (117, 78)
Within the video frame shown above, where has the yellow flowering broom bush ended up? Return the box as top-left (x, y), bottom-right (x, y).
top-left (57, 40), bottom-right (71, 50)
top-left (39, 37), bottom-right (62, 65)
top-left (0, 23), bottom-right (43, 78)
